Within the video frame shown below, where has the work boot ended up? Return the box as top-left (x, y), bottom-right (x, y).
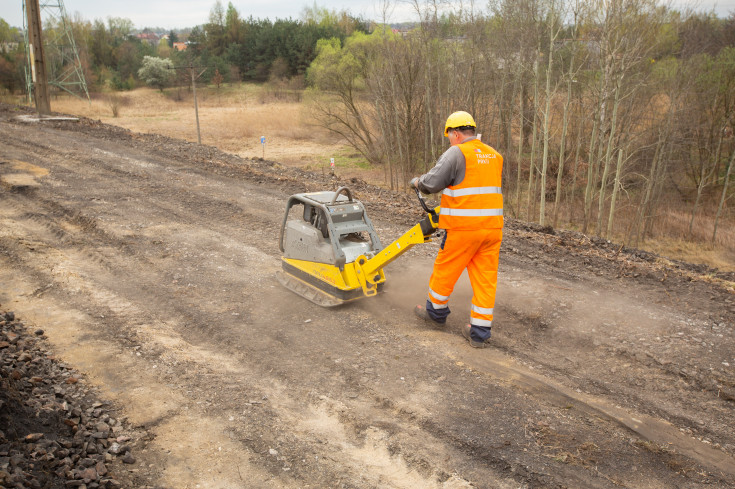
top-left (414, 304), bottom-right (446, 326)
top-left (461, 324), bottom-right (489, 348)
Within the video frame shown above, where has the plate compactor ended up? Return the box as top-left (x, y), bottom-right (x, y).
top-left (277, 186), bottom-right (439, 307)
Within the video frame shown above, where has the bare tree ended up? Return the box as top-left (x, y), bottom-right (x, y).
top-left (713, 148), bottom-right (734, 242)
top-left (553, 3), bottom-right (587, 228)
top-left (538, 0), bottom-right (567, 226)
top-left (304, 0), bottom-right (734, 253)
top-left (307, 36), bottom-right (382, 167)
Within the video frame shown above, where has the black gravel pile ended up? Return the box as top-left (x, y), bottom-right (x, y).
top-left (0, 310), bottom-right (135, 489)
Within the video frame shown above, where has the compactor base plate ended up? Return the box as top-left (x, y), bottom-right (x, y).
top-left (275, 270), bottom-right (346, 308)
top-left (276, 258), bottom-right (385, 307)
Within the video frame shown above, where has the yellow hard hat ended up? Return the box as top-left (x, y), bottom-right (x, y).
top-left (444, 111), bottom-right (476, 137)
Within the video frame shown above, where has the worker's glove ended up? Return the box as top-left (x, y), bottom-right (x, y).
top-left (410, 177), bottom-right (419, 188)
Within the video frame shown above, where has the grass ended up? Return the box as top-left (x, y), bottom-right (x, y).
top-left (46, 84), bottom-right (341, 167)
top-left (622, 207), bottom-right (735, 272)
top-left (334, 147), bottom-right (372, 170)
top-left (650, 208), bottom-right (735, 249)
top-left (642, 235), bottom-right (735, 272)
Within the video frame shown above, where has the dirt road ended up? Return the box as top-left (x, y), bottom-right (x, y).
top-left (1, 103), bottom-right (735, 488)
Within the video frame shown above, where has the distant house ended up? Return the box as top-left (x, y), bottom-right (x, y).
top-left (136, 32), bottom-right (160, 44)
top-left (173, 42), bottom-right (187, 52)
top-left (1, 42), bottom-right (19, 53)
top-left (391, 27), bottom-right (411, 38)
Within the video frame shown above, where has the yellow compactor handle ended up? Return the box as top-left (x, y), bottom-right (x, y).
top-left (352, 205), bottom-right (439, 297)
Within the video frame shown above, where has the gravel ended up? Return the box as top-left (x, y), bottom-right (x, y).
top-left (0, 310), bottom-right (137, 489)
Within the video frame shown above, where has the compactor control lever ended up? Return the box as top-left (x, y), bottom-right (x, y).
top-left (413, 187), bottom-right (439, 238)
top-left (413, 186), bottom-right (435, 215)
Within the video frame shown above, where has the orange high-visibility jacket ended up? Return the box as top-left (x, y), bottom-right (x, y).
top-left (438, 139), bottom-right (504, 230)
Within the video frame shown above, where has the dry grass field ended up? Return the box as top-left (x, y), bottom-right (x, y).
top-left (7, 84), bottom-right (734, 271)
top-left (48, 84), bottom-right (367, 176)
top-left (643, 209), bottom-right (735, 272)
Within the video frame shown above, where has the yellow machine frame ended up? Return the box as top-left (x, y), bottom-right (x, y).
top-left (277, 187), bottom-right (439, 307)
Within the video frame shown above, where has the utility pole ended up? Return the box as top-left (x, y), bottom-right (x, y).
top-left (25, 0), bottom-right (50, 115)
top-left (174, 61), bottom-right (206, 144)
top-left (188, 63), bottom-right (207, 145)
top-left (191, 63), bottom-right (201, 144)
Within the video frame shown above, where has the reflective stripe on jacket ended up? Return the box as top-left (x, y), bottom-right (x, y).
top-left (438, 139), bottom-right (504, 230)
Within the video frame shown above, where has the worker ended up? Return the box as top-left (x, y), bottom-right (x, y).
top-left (411, 111), bottom-right (503, 348)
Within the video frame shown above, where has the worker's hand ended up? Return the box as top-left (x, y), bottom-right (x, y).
top-left (410, 177), bottom-right (419, 188)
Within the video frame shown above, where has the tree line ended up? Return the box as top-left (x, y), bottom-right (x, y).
top-left (0, 2), bottom-right (369, 92)
top-left (306, 0), bottom-right (735, 246)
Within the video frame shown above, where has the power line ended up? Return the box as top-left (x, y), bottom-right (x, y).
top-left (22, 0), bottom-right (90, 106)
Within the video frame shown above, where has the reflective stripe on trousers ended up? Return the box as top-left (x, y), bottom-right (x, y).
top-left (428, 287), bottom-right (450, 308)
top-left (427, 228), bottom-right (503, 328)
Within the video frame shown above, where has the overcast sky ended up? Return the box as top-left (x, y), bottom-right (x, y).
top-left (2, 0), bottom-right (734, 29)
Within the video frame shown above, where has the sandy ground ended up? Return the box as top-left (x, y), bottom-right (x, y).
top-left (1, 103), bottom-right (735, 488)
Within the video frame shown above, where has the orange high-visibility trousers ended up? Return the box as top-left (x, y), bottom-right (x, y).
top-left (427, 228), bottom-right (503, 329)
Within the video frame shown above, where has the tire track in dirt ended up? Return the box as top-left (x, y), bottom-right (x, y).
top-left (492, 264), bottom-right (735, 449)
top-left (366, 263), bottom-right (735, 482)
top-left (0, 170), bottom-right (611, 488)
top-left (0, 192), bottom-right (502, 488)
top-left (1, 158), bottom-right (509, 487)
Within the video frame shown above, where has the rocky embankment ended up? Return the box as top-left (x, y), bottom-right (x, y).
top-left (0, 310), bottom-right (139, 489)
